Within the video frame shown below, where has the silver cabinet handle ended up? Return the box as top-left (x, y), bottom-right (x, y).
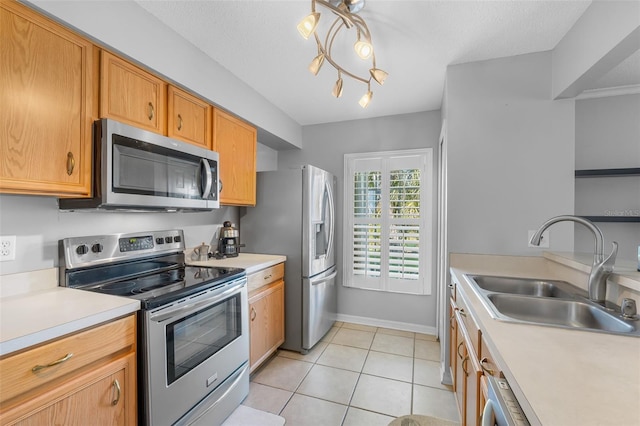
top-left (32, 353), bottom-right (73, 372)
top-left (111, 379), bottom-right (121, 405)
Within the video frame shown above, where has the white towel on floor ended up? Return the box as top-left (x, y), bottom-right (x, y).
top-left (222, 405), bottom-right (285, 426)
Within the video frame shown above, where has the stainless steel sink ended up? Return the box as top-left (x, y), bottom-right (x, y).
top-left (464, 274), bottom-right (639, 336)
top-left (486, 294), bottom-right (635, 334)
top-left (468, 275), bottom-right (580, 298)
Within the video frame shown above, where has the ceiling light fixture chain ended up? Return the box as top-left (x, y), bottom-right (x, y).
top-left (297, 0), bottom-right (388, 108)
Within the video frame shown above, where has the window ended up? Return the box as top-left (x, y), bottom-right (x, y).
top-left (343, 149), bottom-right (433, 295)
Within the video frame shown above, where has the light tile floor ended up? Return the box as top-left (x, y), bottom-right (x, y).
top-left (243, 322), bottom-right (460, 426)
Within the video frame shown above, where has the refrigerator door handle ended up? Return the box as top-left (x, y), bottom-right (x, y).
top-left (324, 178), bottom-right (335, 263)
top-left (311, 270), bottom-right (338, 286)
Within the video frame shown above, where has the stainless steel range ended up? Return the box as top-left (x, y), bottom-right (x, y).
top-left (59, 229), bottom-right (249, 426)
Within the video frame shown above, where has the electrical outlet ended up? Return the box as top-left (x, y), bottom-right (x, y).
top-left (528, 230), bottom-right (549, 248)
top-left (0, 236), bottom-right (16, 261)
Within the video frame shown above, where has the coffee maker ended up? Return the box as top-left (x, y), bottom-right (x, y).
top-left (217, 221), bottom-right (239, 257)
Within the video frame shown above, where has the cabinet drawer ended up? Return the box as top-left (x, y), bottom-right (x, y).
top-left (248, 263), bottom-right (284, 293)
top-left (0, 315), bottom-right (135, 404)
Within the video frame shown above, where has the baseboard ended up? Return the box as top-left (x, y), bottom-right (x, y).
top-left (335, 313), bottom-right (437, 336)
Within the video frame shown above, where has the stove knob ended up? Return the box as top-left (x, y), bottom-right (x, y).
top-left (76, 244), bottom-right (89, 255)
top-left (91, 243), bottom-right (103, 253)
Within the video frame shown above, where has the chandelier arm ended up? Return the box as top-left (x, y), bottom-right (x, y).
top-left (312, 16), bottom-right (370, 84)
top-left (323, 54), bottom-right (370, 84)
top-left (349, 14), bottom-right (371, 41)
top-left (315, 0), bottom-right (355, 27)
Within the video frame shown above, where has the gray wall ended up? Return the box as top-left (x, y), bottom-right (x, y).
top-left (575, 94), bottom-right (640, 262)
top-left (445, 51), bottom-right (576, 256)
top-left (0, 194), bottom-right (238, 276)
top-left (278, 111), bottom-right (442, 329)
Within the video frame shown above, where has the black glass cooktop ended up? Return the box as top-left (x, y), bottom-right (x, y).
top-left (67, 255), bottom-right (244, 309)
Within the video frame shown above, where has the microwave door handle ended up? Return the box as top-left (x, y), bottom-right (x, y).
top-left (199, 159), bottom-right (213, 198)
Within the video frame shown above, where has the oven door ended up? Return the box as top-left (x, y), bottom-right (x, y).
top-left (142, 276), bottom-right (248, 426)
top-left (103, 118), bottom-right (219, 210)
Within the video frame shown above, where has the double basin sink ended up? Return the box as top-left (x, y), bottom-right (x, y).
top-left (465, 275), bottom-right (639, 336)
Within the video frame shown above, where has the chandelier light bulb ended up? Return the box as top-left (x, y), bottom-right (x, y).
top-left (370, 68), bottom-right (388, 85)
top-left (354, 39), bottom-right (373, 59)
top-left (359, 90), bottom-right (372, 108)
top-left (308, 53), bottom-right (325, 75)
top-left (332, 75), bottom-right (344, 98)
top-left (297, 12), bottom-right (320, 39)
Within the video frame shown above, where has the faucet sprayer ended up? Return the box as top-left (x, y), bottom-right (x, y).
top-left (530, 215), bottom-right (618, 303)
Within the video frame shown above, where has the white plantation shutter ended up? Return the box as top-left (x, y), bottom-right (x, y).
top-left (344, 149), bottom-right (433, 295)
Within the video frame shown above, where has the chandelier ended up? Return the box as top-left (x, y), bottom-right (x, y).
top-left (297, 0), bottom-right (388, 108)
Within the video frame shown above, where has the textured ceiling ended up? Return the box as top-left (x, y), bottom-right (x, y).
top-left (133, 1), bottom-right (634, 126)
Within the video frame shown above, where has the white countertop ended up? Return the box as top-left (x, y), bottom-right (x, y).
top-left (449, 253), bottom-right (640, 426)
top-left (0, 269), bottom-right (139, 357)
top-left (0, 253), bottom-right (286, 357)
top-left (187, 253), bottom-right (286, 274)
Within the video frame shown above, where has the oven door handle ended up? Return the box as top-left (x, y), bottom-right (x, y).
top-left (150, 279), bottom-right (245, 323)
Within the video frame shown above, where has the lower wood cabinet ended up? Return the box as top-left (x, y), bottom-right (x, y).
top-left (0, 315), bottom-right (137, 425)
top-left (248, 263), bottom-right (285, 372)
top-left (449, 282), bottom-right (500, 426)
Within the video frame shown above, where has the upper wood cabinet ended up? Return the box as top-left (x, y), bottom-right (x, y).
top-left (213, 108), bottom-right (257, 206)
top-left (167, 85), bottom-right (212, 149)
top-left (100, 50), bottom-right (166, 134)
top-left (0, 0), bottom-right (95, 197)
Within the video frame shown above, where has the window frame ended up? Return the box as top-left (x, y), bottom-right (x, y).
top-left (343, 148), bottom-right (434, 295)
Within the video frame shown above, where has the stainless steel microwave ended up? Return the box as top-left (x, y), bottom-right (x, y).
top-left (60, 119), bottom-right (219, 211)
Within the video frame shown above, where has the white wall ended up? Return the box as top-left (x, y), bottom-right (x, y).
top-left (26, 0), bottom-right (301, 150)
top-left (552, 1), bottom-right (640, 98)
top-left (277, 111), bottom-right (442, 330)
top-left (445, 51), bottom-right (576, 256)
top-left (575, 94), bottom-right (640, 262)
top-left (0, 194), bottom-right (238, 276)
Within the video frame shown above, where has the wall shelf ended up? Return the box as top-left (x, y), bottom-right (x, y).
top-left (575, 168), bottom-right (640, 177)
top-left (580, 216), bottom-right (640, 223)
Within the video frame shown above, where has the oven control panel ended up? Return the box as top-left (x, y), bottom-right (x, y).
top-left (60, 229), bottom-right (185, 269)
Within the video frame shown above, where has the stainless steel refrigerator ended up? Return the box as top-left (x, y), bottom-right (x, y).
top-left (240, 165), bottom-right (337, 353)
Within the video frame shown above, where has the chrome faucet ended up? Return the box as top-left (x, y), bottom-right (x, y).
top-left (530, 215), bottom-right (618, 303)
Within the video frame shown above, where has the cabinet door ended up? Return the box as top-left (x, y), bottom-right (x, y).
top-left (266, 280), bottom-right (285, 352)
top-left (465, 347), bottom-right (482, 426)
top-left (248, 279), bottom-right (285, 372)
top-left (212, 108), bottom-right (257, 206)
top-left (0, 0), bottom-right (94, 196)
top-left (167, 85), bottom-right (212, 149)
top-left (449, 298), bottom-right (458, 390)
top-left (100, 50), bottom-right (166, 134)
top-left (6, 353), bottom-right (136, 426)
top-left (454, 323), bottom-right (467, 423)
top-left (249, 294), bottom-right (268, 369)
